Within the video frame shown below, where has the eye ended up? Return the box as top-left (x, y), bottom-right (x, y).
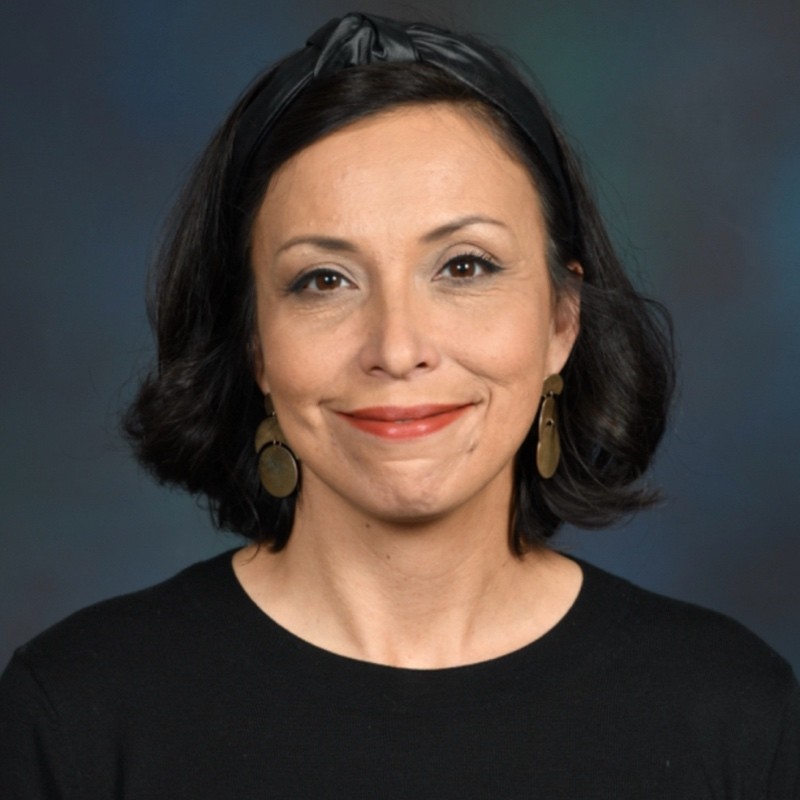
top-left (287, 268), bottom-right (354, 294)
top-left (437, 252), bottom-right (502, 281)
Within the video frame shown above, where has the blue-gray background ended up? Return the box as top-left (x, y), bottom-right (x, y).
top-left (2, 0), bottom-right (798, 672)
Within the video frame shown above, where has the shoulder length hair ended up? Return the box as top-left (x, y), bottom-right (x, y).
top-left (123, 56), bottom-right (674, 554)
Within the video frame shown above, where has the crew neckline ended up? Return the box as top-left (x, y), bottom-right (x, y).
top-left (181, 548), bottom-right (636, 710)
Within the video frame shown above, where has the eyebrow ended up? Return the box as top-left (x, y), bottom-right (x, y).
top-left (275, 215), bottom-right (508, 256)
top-left (421, 214), bottom-right (508, 243)
top-left (276, 235), bottom-right (357, 256)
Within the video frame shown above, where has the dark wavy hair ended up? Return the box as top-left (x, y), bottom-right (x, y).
top-left (123, 53), bottom-right (674, 554)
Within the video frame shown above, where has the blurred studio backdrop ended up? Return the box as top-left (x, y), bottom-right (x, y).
top-left (2, 0), bottom-right (799, 671)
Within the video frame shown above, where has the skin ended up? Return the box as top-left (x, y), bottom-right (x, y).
top-left (235, 103), bottom-right (583, 669)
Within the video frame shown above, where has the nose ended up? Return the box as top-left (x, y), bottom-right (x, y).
top-left (358, 285), bottom-right (441, 379)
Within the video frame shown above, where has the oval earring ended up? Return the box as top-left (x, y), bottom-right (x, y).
top-left (254, 395), bottom-right (299, 498)
top-left (536, 374), bottom-right (564, 479)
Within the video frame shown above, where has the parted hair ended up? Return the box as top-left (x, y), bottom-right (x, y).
top-left (123, 54), bottom-right (674, 553)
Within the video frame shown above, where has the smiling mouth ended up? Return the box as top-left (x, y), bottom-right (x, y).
top-left (338, 404), bottom-right (472, 439)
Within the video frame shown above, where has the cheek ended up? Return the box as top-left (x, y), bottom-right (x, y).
top-left (460, 301), bottom-right (552, 387)
top-left (256, 317), bottom-right (346, 412)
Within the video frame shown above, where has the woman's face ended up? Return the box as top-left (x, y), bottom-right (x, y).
top-left (251, 103), bottom-right (579, 526)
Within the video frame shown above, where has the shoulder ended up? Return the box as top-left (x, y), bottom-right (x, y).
top-left (5, 550), bottom-right (238, 691)
top-left (573, 560), bottom-right (800, 793)
top-left (579, 558), bottom-right (798, 736)
top-left (580, 558), bottom-right (795, 680)
top-left (605, 573), bottom-right (791, 677)
top-left (0, 550), bottom-right (246, 797)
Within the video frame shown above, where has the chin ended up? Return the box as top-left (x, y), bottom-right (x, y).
top-left (361, 502), bottom-right (452, 530)
top-left (354, 473), bottom-right (501, 529)
top-left (356, 484), bottom-right (452, 523)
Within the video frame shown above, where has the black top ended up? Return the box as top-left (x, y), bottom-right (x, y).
top-left (1, 551), bottom-right (798, 798)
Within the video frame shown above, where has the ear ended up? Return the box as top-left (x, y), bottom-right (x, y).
top-left (546, 261), bottom-right (582, 375)
top-left (250, 334), bottom-right (271, 396)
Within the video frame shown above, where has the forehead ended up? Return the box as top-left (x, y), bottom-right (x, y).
top-left (256, 103), bottom-right (545, 243)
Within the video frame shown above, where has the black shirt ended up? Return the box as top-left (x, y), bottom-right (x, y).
top-left (1, 551), bottom-right (798, 798)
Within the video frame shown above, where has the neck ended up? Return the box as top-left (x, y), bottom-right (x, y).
top-left (234, 476), bottom-right (581, 669)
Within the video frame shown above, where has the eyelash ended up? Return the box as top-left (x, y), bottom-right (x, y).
top-left (436, 251), bottom-right (503, 281)
top-left (286, 269), bottom-right (353, 295)
top-left (285, 251), bottom-right (503, 295)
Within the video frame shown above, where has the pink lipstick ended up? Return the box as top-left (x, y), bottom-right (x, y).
top-left (338, 404), bottom-right (471, 440)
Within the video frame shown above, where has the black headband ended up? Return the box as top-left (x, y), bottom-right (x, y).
top-left (232, 12), bottom-right (574, 228)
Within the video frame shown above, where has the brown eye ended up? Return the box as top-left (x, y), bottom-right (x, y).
top-left (438, 253), bottom-right (502, 281)
top-left (447, 258), bottom-right (479, 278)
top-left (312, 272), bottom-right (344, 291)
top-left (288, 269), bottom-right (354, 294)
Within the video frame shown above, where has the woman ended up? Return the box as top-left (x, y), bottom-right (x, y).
top-left (1, 12), bottom-right (797, 798)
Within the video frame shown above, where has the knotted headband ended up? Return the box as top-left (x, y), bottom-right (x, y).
top-left (232, 12), bottom-right (574, 227)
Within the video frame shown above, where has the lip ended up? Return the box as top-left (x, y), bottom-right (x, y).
top-left (337, 404), bottom-right (472, 440)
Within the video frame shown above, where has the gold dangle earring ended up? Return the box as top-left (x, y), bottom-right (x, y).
top-left (536, 374), bottom-right (564, 479)
top-left (254, 395), bottom-right (299, 498)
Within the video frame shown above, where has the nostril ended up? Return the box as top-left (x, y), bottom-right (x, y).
top-left (359, 296), bottom-right (442, 378)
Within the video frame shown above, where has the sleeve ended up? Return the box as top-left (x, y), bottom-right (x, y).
top-left (0, 652), bottom-right (77, 800)
top-left (764, 679), bottom-right (800, 799)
